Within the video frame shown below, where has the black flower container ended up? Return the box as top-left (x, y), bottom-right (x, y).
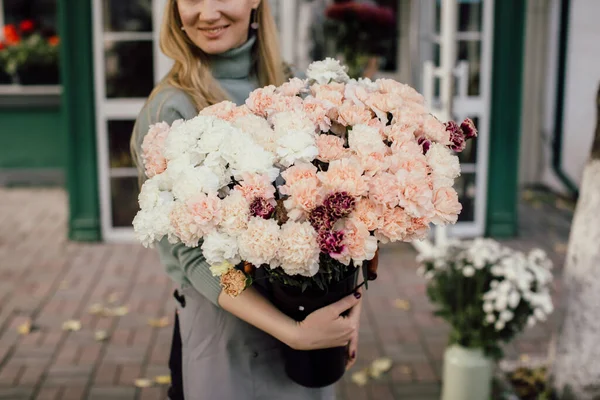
top-left (270, 264), bottom-right (362, 388)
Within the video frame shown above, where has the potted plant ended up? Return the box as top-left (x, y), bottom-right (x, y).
top-left (417, 238), bottom-right (554, 400)
top-left (0, 20), bottom-right (60, 85)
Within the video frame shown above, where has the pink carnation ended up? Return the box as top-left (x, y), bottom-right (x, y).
top-left (170, 202), bottom-right (200, 247)
top-left (314, 88), bottom-right (344, 107)
top-left (377, 79), bottom-right (425, 105)
top-left (396, 170), bottom-right (435, 219)
top-left (237, 173), bottom-right (276, 202)
top-left (246, 85), bottom-right (278, 117)
top-left (141, 122), bottom-right (170, 178)
top-left (376, 207), bottom-right (411, 243)
top-left (268, 94), bottom-right (305, 116)
top-left (199, 101), bottom-right (252, 121)
top-left (220, 190), bottom-right (250, 237)
top-left (417, 114), bottom-right (451, 145)
top-left (283, 178), bottom-right (325, 220)
top-left (280, 163), bottom-right (319, 194)
top-left (303, 96), bottom-right (332, 132)
top-left (238, 217), bottom-right (280, 267)
top-left (334, 218), bottom-right (377, 265)
top-left (315, 134), bottom-right (349, 162)
top-left (364, 92), bottom-right (403, 121)
top-left (388, 109), bottom-right (422, 137)
top-left (277, 78), bottom-right (307, 97)
top-left (405, 217), bottom-right (430, 241)
top-left (351, 198), bottom-right (384, 231)
top-left (368, 172), bottom-right (400, 207)
top-left (432, 187), bottom-right (462, 225)
top-left (187, 192), bottom-right (222, 236)
top-left (357, 151), bottom-right (389, 176)
top-left (336, 102), bottom-right (373, 126)
top-left (387, 147), bottom-right (429, 177)
top-left (311, 82), bottom-right (346, 96)
top-left (318, 158), bottom-right (369, 197)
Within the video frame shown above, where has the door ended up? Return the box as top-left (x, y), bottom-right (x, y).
top-left (92, 0), bottom-right (171, 242)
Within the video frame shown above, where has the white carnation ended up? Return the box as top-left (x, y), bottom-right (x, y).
top-left (221, 129), bottom-right (278, 180)
top-left (270, 111), bottom-right (316, 138)
top-left (232, 114), bottom-right (281, 154)
top-left (171, 165), bottom-right (220, 201)
top-left (276, 132), bottom-right (319, 167)
top-left (164, 116), bottom-right (215, 161)
top-left (306, 57), bottom-right (350, 84)
top-left (426, 143), bottom-right (461, 189)
top-left (202, 230), bottom-right (241, 266)
top-left (133, 204), bottom-right (174, 248)
top-left (277, 221), bottom-right (321, 277)
top-left (348, 124), bottom-right (388, 154)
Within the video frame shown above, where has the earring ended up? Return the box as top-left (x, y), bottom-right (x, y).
top-left (181, 26), bottom-right (185, 31)
top-left (250, 9), bottom-right (259, 30)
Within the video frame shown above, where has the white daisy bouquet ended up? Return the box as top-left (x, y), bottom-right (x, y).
top-left (417, 238), bottom-right (554, 359)
top-left (133, 58), bottom-right (477, 297)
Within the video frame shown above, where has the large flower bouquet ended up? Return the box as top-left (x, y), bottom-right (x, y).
top-left (417, 238), bottom-right (554, 359)
top-left (134, 58), bottom-right (476, 297)
top-left (0, 20), bottom-right (60, 85)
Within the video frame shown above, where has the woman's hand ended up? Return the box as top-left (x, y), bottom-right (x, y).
top-left (346, 295), bottom-right (362, 369)
top-left (287, 290), bottom-right (363, 351)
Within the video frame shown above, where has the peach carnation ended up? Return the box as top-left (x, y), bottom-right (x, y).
top-left (237, 217), bottom-right (280, 268)
top-left (432, 187), bottom-right (462, 225)
top-left (220, 269), bottom-right (247, 297)
top-left (141, 122), bottom-right (170, 178)
top-left (396, 170), bottom-right (435, 219)
top-left (277, 77), bottom-right (308, 97)
top-left (283, 178), bottom-right (325, 221)
top-left (245, 85), bottom-right (278, 117)
top-left (169, 202), bottom-right (200, 247)
top-left (318, 158), bottom-right (369, 197)
top-left (368, 172), bottom-right (400, 208)
top-left (311, 82), bottom-right (346, 96)
top-left (280, 163), bottom-right (319, 193)
top-left (303, 96), bottom-right (332, 132)
top-left (405, 217), bottom-right (430, 241)
top-left (200, 101), bottom-right (253, 121)
top-left (336, 102), bottom-right (373, 126)
top-left (351, 198), bottom-right (384, 231)
top-left (277, 221), bottom-right (321, 277)
top-left (237, 173), bottom-right (276, 202)
top-left (335, 218), bottom-right (377, 265)
top-left (376, 207), bottom-right (412, 243)
top-left (186, 192), bottom-right (222, 236)
top-left (220, 190), bottom-right (250, 237)
top-left (315, 134), bottom-right (349, 162)
top-left (417, 114), bottom-right (451, 145)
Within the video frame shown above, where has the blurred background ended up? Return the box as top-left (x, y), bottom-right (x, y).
top-left (0, 0), bottom-right (599, 399)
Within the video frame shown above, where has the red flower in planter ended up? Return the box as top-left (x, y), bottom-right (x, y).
top-left (0, 41), bottom-right (5, 51)
top-left (48, 36), bottom-right (60, 46)
top-left (3, 25), bottom-right (20, 45)
top-left (19, 20), bottom-right (35, 34)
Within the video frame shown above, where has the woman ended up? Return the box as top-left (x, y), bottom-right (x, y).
top-left (131, 1), bottom-right (368, 399)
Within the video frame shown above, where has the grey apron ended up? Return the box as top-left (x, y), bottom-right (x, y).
top-left (177, 284), bottom-right (336, 400)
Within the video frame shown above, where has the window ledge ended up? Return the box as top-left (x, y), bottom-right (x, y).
top-left (0, 85), bottom-right (62, 108)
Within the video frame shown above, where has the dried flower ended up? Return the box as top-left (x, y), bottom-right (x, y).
top-left (220, 269), bottom-right (248, 297)
top-left (249, 197), bottom-right (275, 219)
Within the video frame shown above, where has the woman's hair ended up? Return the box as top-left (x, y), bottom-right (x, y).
top-left (158, 0), bottom-right (284, 110)
top-left (131, 0), bottom-right (286, 181)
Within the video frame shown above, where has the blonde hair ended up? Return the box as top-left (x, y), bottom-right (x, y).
top-left (131, 0), bottom-right (286, 179)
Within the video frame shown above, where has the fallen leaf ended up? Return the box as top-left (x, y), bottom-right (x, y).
top-left (351, 369), bottom-right (369, 386)
top-left (393, 299), bottom-right (411, 311)
top-left (520, 354), bottom-right (530, 363)
top-left (148, 316), bottom-right (170, 328)
top-left (62, 320), bottom-right (82, 332)
top-left (59, 280), bottom-right (69, 290)
top-left (154, 375), bottom-right (172, 385)
top-left (400, 365), bottom-right (412, 375)
top-left (522, 190), bottom-right (534, 201)
top-left (104, 306), bottom-right (129, 317)
top-left (88, 303), bottom-right (105, 315)
top-left (532, 201), bottom-right (543, 210)
top-left (369, 357), bottom-right (393, 379)
top-left (94, 330), bottom-right (109, 341)
top-left (107, 292), bottom-right (120, 304)
top-left (17, 320), bottom-right (32, 335)
top-left (134, 378), bottom-right (153, 388)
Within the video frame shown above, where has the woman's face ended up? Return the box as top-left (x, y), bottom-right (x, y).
top-left (177, 0), bottom-right (260, 55)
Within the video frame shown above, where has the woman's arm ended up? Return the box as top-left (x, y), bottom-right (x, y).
top-left (218, 286), bottom-right (363, 351)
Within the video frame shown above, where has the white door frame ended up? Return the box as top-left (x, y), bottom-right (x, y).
top-left (93, 0), bottom-right (171, 242)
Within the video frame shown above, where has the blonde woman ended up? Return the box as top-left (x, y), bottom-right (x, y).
top-left (131, 1), bottom-right (367, 399)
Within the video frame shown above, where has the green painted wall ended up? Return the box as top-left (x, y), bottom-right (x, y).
top-left (0, 108), bottom-right (65, 170)
top-left (485, 0), bottom-right (527, 238)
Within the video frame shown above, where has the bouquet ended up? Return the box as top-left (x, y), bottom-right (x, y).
top-left (417, 238), bottom-right (554, 359)
top-left (134, 57), bottom-right (476, 387)
top-left (0, 20), bottom-right (60, 85)
top-left (134, 57), bottom-right (476, 297)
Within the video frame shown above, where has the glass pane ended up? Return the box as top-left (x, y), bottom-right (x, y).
top-left (457, 116), bottom-right (479, 164)
top-left (108, 120), bottom-right (135, 168)
top-left (2, 0), bottom-right (58, 34)
top-left (432, 40), bottom-right (481, 96)
top-left (455, 173), bottom-right (476, 222)
top-left (435, 0), bottom-right (483, 33)
top-left (318, 0), bottom-right (398, 76)
top-left (103, 0), bottom-right (153, 33)
top-left (105, 40), bottom-right (154, 98)
top-left (111, 177), bottom-right (139, 228)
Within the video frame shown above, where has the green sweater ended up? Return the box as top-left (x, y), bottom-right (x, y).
top-left (133, 36), bottom-right (259, 306)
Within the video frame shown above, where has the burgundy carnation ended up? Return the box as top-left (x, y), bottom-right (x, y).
top-left (445, 120), bottom-right (466, 153)
top-left (309, 205), bottom-right (334, 232)
top-left (461, 118), bottom-right (478, 140)
top-left (319, 230), bottom-right (346, 256)
top-left (323, 192), bottom-right (356, 219)
top-left (249, 197), bottom-right (275, 219)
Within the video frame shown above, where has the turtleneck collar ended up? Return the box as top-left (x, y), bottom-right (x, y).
top-left (208, 34), bottom-right (256, 79)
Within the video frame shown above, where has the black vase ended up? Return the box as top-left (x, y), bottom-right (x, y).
top-left (269, 265), bottom-right (363, 388)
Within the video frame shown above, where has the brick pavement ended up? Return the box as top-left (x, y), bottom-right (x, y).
top-left (0, 188), bottom-right (571, 400)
